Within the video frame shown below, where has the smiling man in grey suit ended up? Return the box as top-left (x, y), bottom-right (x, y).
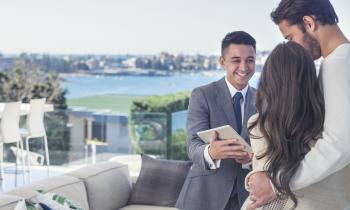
top-left (176, 31), bottom-right (257, 210)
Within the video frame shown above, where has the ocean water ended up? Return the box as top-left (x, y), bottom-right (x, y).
top-left (62, 71), bottom-right (261, 99)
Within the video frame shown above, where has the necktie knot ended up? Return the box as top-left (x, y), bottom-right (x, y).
top-left (233, 92), bottom-right (243, 103)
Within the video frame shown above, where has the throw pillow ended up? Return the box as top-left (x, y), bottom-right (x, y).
top-left (14, 199), bottom-right (43, 210)
top-left (30, 191), bottom-right (84, 210)
top-left (128, 154), bottom-right (191, 207)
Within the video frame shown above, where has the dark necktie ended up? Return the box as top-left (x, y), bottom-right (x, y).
top-left (232, 92), bottom-right (243, 134)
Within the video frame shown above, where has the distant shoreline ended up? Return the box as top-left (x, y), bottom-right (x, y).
top-left (59, 69), bottom-right (224, 77)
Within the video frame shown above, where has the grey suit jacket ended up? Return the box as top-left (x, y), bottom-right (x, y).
top-left (176, 77), bottom-right (256, 210)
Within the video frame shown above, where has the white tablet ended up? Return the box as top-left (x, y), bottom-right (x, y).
top-left (197, 125), bottom-right (253, 154)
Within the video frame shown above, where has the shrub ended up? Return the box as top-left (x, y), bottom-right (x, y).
top-left (129, 92), bottom-right (190, 159)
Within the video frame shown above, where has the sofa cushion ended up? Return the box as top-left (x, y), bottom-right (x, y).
top-left (67, 162), bottom-right (131, 210)
top-left (6, 176), bottom-right (89, 210)
top-left (119, 205), bottom-right (179, 210)
top-left (0, 194), bottom-right (23, 210)
top-left (128, 154), bottom-right (191, 207)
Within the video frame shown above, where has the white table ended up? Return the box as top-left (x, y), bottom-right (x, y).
top-left (0, 103), bottom-right (54, 118)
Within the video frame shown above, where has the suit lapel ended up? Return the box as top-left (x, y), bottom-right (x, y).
top-left (215, 78), bottom-right (238, 130)
top-left (243, 86), bottom-right (256, 124)
top-left (242, 86), bottom-right (256, 144)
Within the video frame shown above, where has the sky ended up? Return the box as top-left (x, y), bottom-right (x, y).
top-left (0, 0), bottom-right (349, 55)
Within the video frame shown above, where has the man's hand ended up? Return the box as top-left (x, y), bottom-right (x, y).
top-left (208, 131), bottom-right (251, 163)
top-left (247, 172), bottom-right (276, 210)
top-left (236, 152), bottom-right (253, 165)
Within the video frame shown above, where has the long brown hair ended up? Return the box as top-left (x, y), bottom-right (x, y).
top-left (249, 42), bottom-right (325, 208)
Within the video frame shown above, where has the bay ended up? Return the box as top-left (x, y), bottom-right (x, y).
top-left (62, 71), bottom-right (261, 99)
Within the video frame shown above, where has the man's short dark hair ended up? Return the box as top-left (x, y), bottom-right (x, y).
top-left (271, 0), bottom-right (338, 26)
top-left (221, 31), bottom-right (256, 56)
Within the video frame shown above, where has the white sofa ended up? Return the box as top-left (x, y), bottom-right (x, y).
top-left (0, 162), bottom-right (178, 210)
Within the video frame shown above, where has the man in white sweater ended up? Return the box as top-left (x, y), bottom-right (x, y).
top-left (246, 0), bottom-right (350, 209)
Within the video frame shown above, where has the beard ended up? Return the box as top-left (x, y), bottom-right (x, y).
top-left (303, 32), bottom-right (322, 60)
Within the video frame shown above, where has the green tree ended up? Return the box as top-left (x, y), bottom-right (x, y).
top-left (0, 57), bottom-right (67, 108)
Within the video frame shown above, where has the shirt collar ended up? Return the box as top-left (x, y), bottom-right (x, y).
top-left (224, 76), bottom-right (249, 101)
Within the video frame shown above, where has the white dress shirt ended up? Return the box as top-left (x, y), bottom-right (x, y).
top-left (204, 77), bottom-right (248, 169)
top-left (290, 43), bottom-right (350, 190)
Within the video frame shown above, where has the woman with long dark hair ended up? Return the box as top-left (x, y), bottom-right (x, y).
top-left (241, 41), bottom-right (328, 209)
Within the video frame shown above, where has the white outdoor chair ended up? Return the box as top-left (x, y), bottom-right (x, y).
top-left (9, 146), bottom-right (44, 166)
top-left (21, 98), bottom-right (50, 178)
top-left (0, 101), bottom-right (26, 184)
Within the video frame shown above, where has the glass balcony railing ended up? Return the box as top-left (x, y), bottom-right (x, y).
top-left (4, 108), bottom-right (187, 169)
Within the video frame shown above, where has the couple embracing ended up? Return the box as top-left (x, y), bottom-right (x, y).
top-left (176, 0), bottom-right (350, 209)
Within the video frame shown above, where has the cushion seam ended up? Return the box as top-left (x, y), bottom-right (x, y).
top-left (70, 164), bottom-right (128, 179)
top-left (10, 179), bottom-right (85, 200)
top-left (0, 198), bottom-right (23, 208)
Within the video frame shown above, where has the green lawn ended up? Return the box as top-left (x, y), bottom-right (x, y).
top-left (67, 94), bottom-right (146, 114)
